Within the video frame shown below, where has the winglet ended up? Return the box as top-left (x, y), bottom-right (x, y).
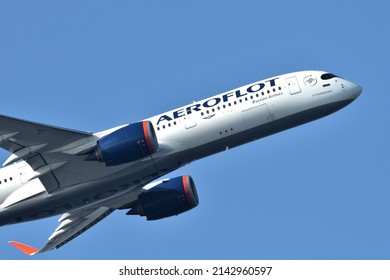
top-left (9, 241), bottom-right (39, 255)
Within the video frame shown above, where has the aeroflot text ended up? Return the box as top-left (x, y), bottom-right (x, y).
top-left (156, 77), bottom-right (279, 125)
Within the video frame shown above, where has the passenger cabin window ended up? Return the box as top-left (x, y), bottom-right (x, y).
top-left (321, 73), bottom-right (339, 80)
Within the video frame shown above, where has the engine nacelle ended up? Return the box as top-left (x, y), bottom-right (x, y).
top-left (91, 121), bottom-right (158, 166)
top-left (128, 175), bottom-right (199, 220)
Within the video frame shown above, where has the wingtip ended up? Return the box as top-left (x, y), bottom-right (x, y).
top-left (9, 241), bottom-right (39, 255)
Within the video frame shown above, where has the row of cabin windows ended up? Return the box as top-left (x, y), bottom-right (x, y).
top-left (0, 177), bottom-right (13, 184)
top-left (156, 86), bottom-right (282, 131)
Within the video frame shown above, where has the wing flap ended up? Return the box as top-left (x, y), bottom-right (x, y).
top-left (42, 206), bottom-right (114, 253)
top-left (9, 206), bottom-right (114, 254)
top-left (3, 143), bottom-right (49, 166)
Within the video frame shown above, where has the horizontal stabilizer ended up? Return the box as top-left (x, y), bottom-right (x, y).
top-left (9, 241), bottom-right (39, 255)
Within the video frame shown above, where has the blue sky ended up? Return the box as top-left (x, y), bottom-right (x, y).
top-left (0, 1), bottom-right (389, 260)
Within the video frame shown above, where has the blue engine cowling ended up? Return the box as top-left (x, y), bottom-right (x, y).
top-left (93, 121), bottom-right (158, 166)
top-left (128, 175), bottom-right (199, 220)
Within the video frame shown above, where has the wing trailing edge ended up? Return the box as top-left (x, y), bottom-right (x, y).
top-left (8, 206), bottom-right (114, 255)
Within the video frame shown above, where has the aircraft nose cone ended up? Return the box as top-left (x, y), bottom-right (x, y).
top-left (352, 84), bottom-right (362, 99)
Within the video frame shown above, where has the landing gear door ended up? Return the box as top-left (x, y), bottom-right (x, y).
top-left (286, 76), bottom-right (301, 95)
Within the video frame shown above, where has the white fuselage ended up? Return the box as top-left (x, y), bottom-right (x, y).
top-left (0, 70), bottom-right (361, 225)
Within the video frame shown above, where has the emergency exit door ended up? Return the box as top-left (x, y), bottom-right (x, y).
top-left (286, 76), bottom-right (301, 94)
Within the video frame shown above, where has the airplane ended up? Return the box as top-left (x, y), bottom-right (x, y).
top-left (0, 70), bottom-right (361, 255)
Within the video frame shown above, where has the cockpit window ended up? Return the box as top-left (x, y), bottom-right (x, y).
top-left (321, 73), bottom-right (339, 80)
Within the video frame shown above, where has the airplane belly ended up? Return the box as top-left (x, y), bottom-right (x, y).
top-left (0, 158), bottom-right (159, 225)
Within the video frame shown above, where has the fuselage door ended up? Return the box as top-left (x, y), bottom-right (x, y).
top-left (18, 165), bottom-right (31, 184)
top-left (184, 114), bottom-right (197, 129)
top-left (286, 76), bottom-right (301, 95)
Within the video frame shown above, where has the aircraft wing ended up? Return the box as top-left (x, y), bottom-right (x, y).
top-left (0, 114), bottom-right (125, 192)
top-left (0, 114), bottom-right (96, 159)
top-left (9, 206), bottom-right (114, 255)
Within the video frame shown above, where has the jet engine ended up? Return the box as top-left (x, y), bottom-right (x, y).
top-left (127, 175), bottom-right (199, 220)
top-left (88, 121), bottom-right (158, 166)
